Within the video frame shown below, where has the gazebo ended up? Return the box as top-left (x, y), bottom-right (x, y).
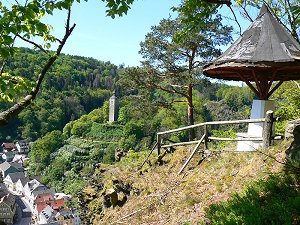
top-left (203, 4), bottom-right (300, 150)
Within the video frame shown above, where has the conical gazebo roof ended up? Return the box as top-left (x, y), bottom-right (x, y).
top-left (203, 5), bottom-right (300, 99)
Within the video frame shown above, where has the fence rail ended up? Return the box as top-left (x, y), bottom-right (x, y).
top-left (157, 118), bottom-right (266, 136)
top-left (157, 110), bottom-right (274, 156)
top-left (141, 111), bottom-right (274, 174)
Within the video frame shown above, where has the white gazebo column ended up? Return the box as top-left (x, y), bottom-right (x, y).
top-left (248, 100), bottom-right (275, 136)
top-left (237, 100), bottom-right (275, 151)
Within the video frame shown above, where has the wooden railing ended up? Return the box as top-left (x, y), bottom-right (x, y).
top-left (140, 111), bottom-right (274, 174)
top-left (157, 110), bottom-right (274, 155)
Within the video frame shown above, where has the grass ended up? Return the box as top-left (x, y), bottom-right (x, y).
top-left (83, 140), bottom-right (299, 225)
top-left (204, 173), bottom-right (300, 225)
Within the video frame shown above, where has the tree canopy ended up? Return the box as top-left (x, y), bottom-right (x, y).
top-left (0, 47), bottom-right (117, 141)
top-left (124, 10), bottom-right (232, 140)
top-left (175, 0), bottom-right (300, 43)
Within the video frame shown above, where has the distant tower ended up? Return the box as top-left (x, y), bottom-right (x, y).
top-left (109, 93), bottom-right (119, 123)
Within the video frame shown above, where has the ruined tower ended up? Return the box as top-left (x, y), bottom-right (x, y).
top-left (109, 93), bottom-right (118, 123)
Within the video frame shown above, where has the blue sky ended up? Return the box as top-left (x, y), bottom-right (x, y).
top-left (39, 0), bottom-right (180, 66)
top-left (17, 0), bottom-right (253, 70)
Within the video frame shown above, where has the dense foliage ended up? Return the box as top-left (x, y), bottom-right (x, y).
top-left (0, 48), bottom-right (118, 141)
top-left (205, 172), bottom-right (300, 224)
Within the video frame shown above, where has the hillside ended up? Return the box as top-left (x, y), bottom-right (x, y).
top-left (78, 140), bottom-right (300, 225)
top-left (0, 47), bottom-right (119, 142)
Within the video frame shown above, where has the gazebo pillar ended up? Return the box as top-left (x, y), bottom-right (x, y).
top-left (236, 100), bottom-right (275, 151)
top-left (248, 100), bottom-right (275, 136)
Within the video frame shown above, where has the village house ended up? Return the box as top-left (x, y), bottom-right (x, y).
top-left (38, 205), bottom-right (55, 225)
top-left (0, 161), bottom-right (24, 179)
top-left (2, 151), bottom-right (15, 162)
top-left (38, 205), bottom-right (80, 225)
top-left (3, 172), bottom-right (25, 192)
top-left (33, 193), bottom-right (64, 217)
top-left (24, 179), bottom-right (53, 205)
top-left (54, 209), bottom-right (81, 225)
top-left (0, 190), bottom-right (16, 225)
top-left (0, 160), bottom-right (80, 224)
top-left (15, 177), bottom-right (31, 196)
top-left (1, 143), bottom-right (16, 152)
top-left (12, 154), bottom-right (29, 165)
top-left (54, 193), bottom-right (72, 202)
top-left (15, 140), bottom-right (29, 154)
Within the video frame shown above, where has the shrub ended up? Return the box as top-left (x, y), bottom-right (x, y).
top-left (204, 173), bottom-right (300, 225)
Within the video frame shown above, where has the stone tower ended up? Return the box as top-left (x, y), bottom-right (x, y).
top-left (109, 93), bottom-right (118, 123)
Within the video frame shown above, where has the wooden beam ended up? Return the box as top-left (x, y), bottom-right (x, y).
top-left (252, 70), bottom-right (263, 97)
top-left (208, 137), bottom-right (263, 141)
top-left (157, 134), bottom-right (162, 155)
top-left (157, 118), bottom-right (265, 136)
top-left (267, 80), bottom-right (283, 99)
top-left (260, 77), bottom-right (269, 99)
top-left (139, 142), bottom-right (158, 170)
top-left (162, 140), bottom-right (201, 148)
top-left (204, 124), bottom-right (208, 150)
top-left (265, 70), bottom-right (277, 95)
top-left (237, 72), bottom-right (261, 97)
top-left (262, 110), bottom-right (274, 149)
top-left (178, 134), bottom-right (206, 175)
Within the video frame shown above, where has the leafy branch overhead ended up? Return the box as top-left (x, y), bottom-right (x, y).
top-left (102, 0), bottom-right (134, 18)
top-left (0, 0), bottom-right (135, 126)
top-left (235, 0), bottom-right (300, 42)
top-left (0, 7), bottom-right (76, 126)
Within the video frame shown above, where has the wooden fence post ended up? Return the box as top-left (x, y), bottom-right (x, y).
top-left (204, 124), bottom-right (208, 150)
top-left (157, 134), bottom-right (161, 155)
top-left (263, 110), bottom-right (274, 149)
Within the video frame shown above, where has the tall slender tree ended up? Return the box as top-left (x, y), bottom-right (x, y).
top-left (126, 13), bottom-right (232, 140)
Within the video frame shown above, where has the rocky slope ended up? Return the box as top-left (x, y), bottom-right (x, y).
top-left (78, 140), bottom-right (299, 225)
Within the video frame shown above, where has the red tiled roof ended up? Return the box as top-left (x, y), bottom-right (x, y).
top-left (36, 202), bottom-right (48, 213)
top-left (1, 143), bottom-right (16, 149)
top-left (35, 193), bottom-right (53, 203)
top-left (51, 198), bottom-right (64, 209)
top-left (34, 192), bottom-right (66, 214)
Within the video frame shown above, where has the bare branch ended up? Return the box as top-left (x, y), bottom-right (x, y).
top-left (0, 61), bottom-right (6, 75)
top-left (170, 85), bottom-right (189, 98)
top-left (203, 0), bottom-right (231, 5)
top-left (171, 84), bottom-right (189, 88)
top-left (227, 4), bottom-right (242, 35)
top-left (16, 34), bottom-right (48, 54)
top-left (263, 0), bottom-right (292, 34)
top-left (240, 4), bottom-right (254, 22)
top-left (192, 61), bottom-right (203, 68)
top-left (0, 8), bottom-right (76, 126)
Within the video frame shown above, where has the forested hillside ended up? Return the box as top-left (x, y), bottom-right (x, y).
top-left (0, 47), bottom-right (118, 141)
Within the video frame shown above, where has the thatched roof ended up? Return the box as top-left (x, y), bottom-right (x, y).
top-left (203, 4), bottom-right (300, 82)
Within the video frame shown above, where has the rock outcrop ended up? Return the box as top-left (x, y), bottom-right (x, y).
top-left (285, 119), bottom-right (300, 167)
top-left (78, 172), bottom-right (137, 224)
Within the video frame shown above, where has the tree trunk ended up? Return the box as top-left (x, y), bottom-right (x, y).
top-left (187, 84), bottom-right (195, 141)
